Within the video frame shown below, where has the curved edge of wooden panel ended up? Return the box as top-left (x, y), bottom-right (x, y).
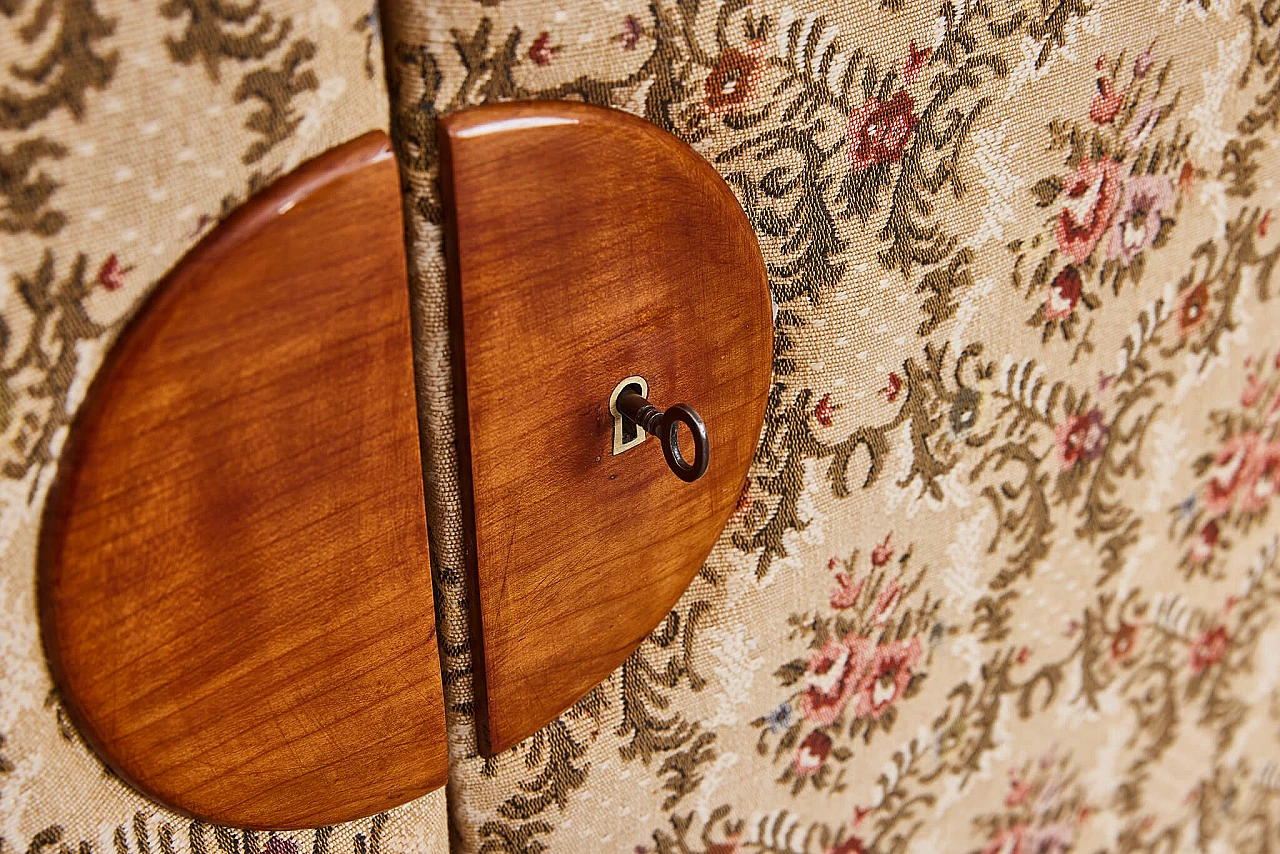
top-left (439, 102), bottom-right (773, 756)
top-left (38, 131), bottom-right (448, 829)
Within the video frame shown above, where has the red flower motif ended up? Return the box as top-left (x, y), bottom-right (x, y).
top-left (731, 483), bottom-right (753, 522)
top-left (847, 90), bottom-right (917, 172)
top-left (1055, 158), bottom-right (1122, 265)
top-left (829, 571), bottom-right (865, 610)
top-left (1111, 623), bottom-right (1139, 661)
top-left (619, 15), bottom-right (643, 50)
top-left (801, 636), bottom-right (872, 724)
top-left (1176, 281), bottom-right (1210, 336)
top-left (1044, 266), bottom-right (1083, 321)
top-left (705, 45), bottom-right (763, 113)
top-left (793, 730), bottom-right (833, 776)
top-left (1240, 441), bottom-right (1280, 513)
top-left (882, 372), bottom-right (903, 402)
top-left (1204, 433), bottom-right (1257, 516)
top-left (1090, 76), bottom-right (1124, 124)
top-left (870, 532), bottom-right (894, 567)
top-left (904, 41), bottom-right (930, 84)
top-left (826, 837), bottom-right (867, 854)
top-left (814, 393), bottom-right (835, 426)
top-left (1178, 160), bottom-right (1196, 194)
top-left (1188, 520), bottom-right (1219, 564)
top-left (1054, 408), bottom-right (1107, 471)
top-left (528, 32), bottom-right (561, 66)
top-left (852, 637), bottom-right (922, 719)
top-left (1189, 626), bottom-right (1229, 672)
top-left (97, 254), bottom-right (129, 291)
top-left (1261, 210), bottom-right (1272, 238)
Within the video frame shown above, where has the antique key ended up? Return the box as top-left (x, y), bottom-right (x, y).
top-left (614, 389), bottom-right (709, 482)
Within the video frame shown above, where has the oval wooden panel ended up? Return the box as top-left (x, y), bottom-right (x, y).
top-left (439, 103), bottom-right (773, 755)
top-left (39, 132), bottom-right (447, 829)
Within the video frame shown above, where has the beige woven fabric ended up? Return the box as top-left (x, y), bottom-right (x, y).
top-left (0, 0), bottom-right (449, 848)
top-left (383, 0), bottom-right (1280, 851)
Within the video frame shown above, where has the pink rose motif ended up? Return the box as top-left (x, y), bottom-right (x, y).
top-left (1055, 159), bottom-right (1122, 264)
top-left (852, 637), bottom-right (922, 719)
top-left (1105, 175), bottom-right (1173, 265)
top-left (1054, 409), bottom-right (1107, 471)
top-left (801, 636), bottom-right (872, 724)
top-left (793, 729), bottom-right (833, 776)
top-left (1090, 76), bottom-right (1123, 125)
top-left (847, 90), bottom-right (918, 172)
top-left (829, 571), bottom-right (865, 610)
top-left (1189, 626), bottom-right (1229, 673)
top-left (1204, 433), bottom-right (1258, 516)
top-left (1044, 266), bottom-right (1083, 321)
top-left (1240, 442), bottom-right (1280, 513)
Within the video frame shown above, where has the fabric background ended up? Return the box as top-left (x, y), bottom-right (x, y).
top-left (0, 1), bottom-right (449, 851)
top-left (6, 0), bottom-right (1280, 852)
top-left (380, 0), bottom-right (1280, 852)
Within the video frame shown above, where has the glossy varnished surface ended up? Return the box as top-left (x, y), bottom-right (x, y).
top-left (39, 132), bottom-right (447, 829)
top-left (440, 103), bottom-right (773, 755)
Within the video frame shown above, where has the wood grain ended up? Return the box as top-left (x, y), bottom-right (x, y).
top-left (439, 102), bottom-right (773, 756)
top-left (39, 131), bottom-right (447, 829)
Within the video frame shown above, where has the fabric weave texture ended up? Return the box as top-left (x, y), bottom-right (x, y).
top-left (0, 1), bottom-right (449, 851)
top-left (381, 0), bottom-right (1280, 852)
top-left (5, 0), bottom-right (1280, 852)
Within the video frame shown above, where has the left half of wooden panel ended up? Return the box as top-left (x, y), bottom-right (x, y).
top-left (36, 132), bottom-right (446, 830)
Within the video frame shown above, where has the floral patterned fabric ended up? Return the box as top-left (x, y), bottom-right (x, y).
top-left (0, 0), bottom-right (449, 850)
top-left (382, 0), bottom-right (1280, 852)
top-left (8, 0), bottom-right (1280, 850)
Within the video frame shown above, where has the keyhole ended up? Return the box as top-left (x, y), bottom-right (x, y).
top-left (609, 376), bottom-right (649, 455)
